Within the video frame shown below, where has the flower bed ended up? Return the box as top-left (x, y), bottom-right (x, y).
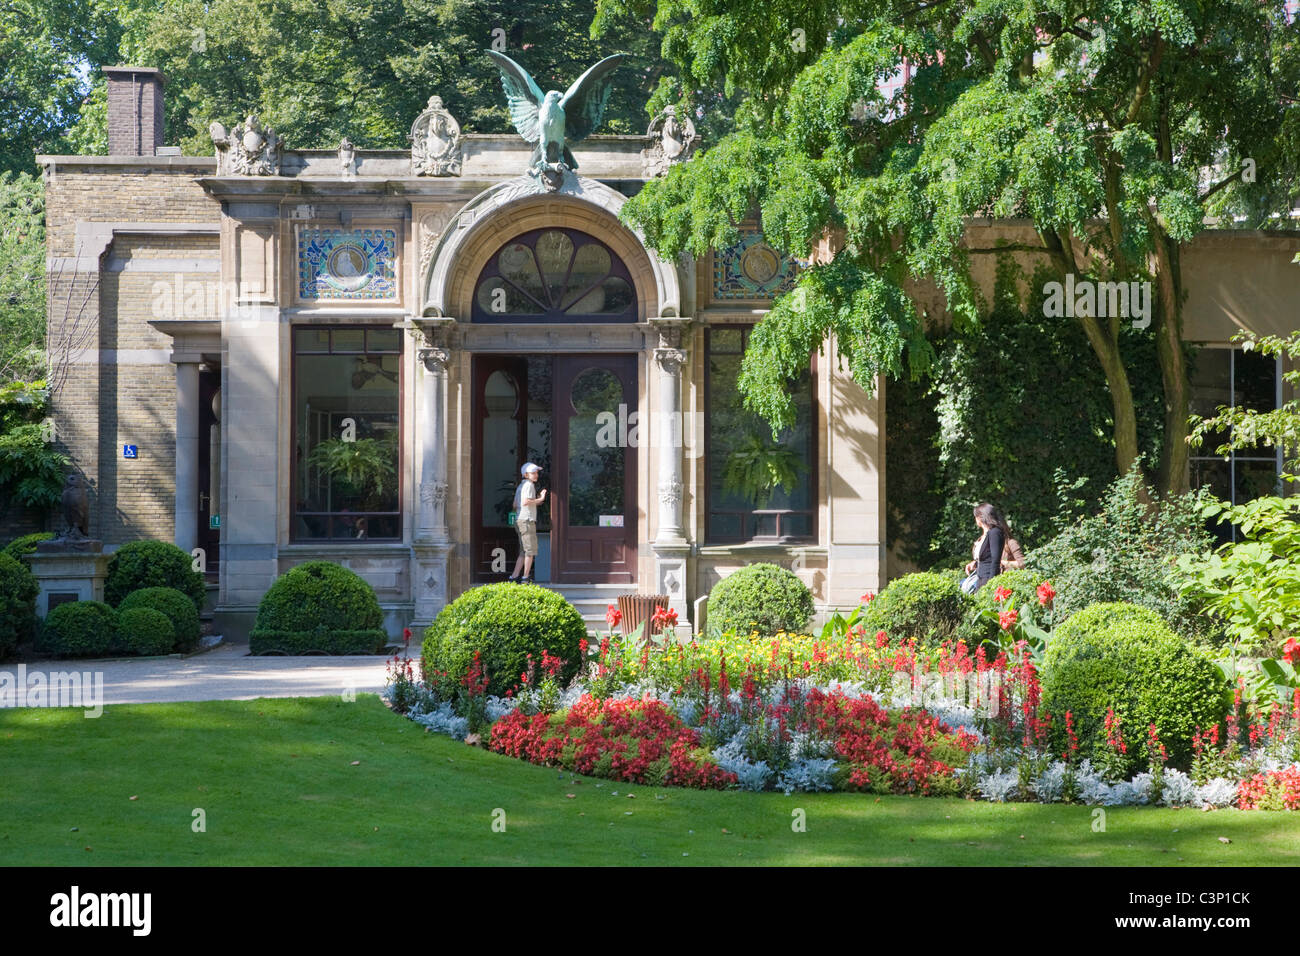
top-left (386, 594), bottom-right (1300, 809)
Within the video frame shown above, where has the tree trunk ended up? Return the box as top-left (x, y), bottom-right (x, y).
top-left (1078, 316), bottom-right (1141, 478)
top-left (1152, 233), bottom-right (1190, 495)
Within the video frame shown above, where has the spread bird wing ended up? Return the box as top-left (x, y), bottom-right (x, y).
top-left (486, 50), bottom-right (545, 144)
top-left (559, 53), bottom-right (628, 143)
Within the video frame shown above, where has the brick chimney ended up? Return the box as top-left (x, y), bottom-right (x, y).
top-left (103, 66), bottom-right (166, 156)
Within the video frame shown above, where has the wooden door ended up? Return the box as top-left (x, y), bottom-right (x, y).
top-left (551, 355), bottom-right (637, 583)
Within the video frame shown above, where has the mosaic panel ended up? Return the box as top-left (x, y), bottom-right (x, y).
top-left (298, 227), bottom-right (398, 300)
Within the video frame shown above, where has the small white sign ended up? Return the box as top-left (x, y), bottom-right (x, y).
top-left (598, 515), bottom-right (624, 527)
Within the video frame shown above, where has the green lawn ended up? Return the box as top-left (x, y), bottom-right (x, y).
top-left (1, 695), bottom-right (1297, 866)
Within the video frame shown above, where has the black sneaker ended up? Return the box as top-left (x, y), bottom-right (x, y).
top-left (521, 577), bottom-right (534, 585)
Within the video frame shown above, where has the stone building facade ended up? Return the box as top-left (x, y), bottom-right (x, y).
top-left (36, 67), bottom-right (1298, 640)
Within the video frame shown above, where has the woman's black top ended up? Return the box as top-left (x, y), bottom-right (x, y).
top-left (975, 526), bottom-right (1005, 589)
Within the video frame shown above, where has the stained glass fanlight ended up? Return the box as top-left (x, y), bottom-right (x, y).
top-left (473, 228), bottom-right (636, 322)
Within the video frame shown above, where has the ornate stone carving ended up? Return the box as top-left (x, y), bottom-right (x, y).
top-left (658, 479), bottom-right (683, 506)
top-left (419, 347), bottom-right (450, 373)
top-left (654, 347), bottom-right (687, 375)
top-left (417, 211), bottom-right (452, 277)
top-left (210, 115), bottom-right (281, 176)
top-left (410, 96), bottom-right (463, 176)
top-left (338, 137), bottom-right (356, 179)
top-left (419, 479), bottom-right (448, 505)
top-left (642, 106), bottom-right (698, 177)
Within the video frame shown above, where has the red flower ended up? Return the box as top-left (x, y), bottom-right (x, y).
top-left (605, 605), bottom-right (622, 628)
top-left (861, 591), bottom-right (875, 604)
top-left (1283, 637), bottom-right (1300, 665)
top-left (998, 608), bottom-right (1018, 631)
top-left (579, 637), bottom-right (589, 656)
top-left (875, 630), bottom-right (888, 649)
top-left (651, 606), bottom-right (679, 628)
top-left (402, 626), bottom-right (412, 646)
top-left (1036, 581), bottom-right (1056, 606)
top-left (993, 586), bottom-right (1013, 603)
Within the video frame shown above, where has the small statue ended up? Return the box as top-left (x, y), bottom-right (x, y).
top-left (410, 95), bottom-right (463, 176)
top-left (60, 473), bottom-right (89, 539)
top-left (338, 137), bottom-right (356, 179)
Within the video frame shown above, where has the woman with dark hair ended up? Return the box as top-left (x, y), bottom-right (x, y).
top-left (964, 502), bottom-right (1012, 591)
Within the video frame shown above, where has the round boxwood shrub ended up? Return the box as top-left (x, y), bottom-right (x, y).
top-left (1041, 601), bottom-right (1229, 771)
top-left (860, 571), bottom-right (968, 646)
top-left (422, 583), bottom-right (586, 697)
top-left (707, 563), bottom-right (814, 636)
top-left (105, 540), bottom-right (206, 611)
top-left (2, 532), bottom-right (54, 564)
top-left (250, 561), bottom-right (387, 655)
top-left (118, 586), bottom-right (201, 652)
top-left (119, 607), bottom-right (176, 656)
top-left (0, 552), bottom-right (39, 659)
top-left (957, 568), bottom-right (1050, 647)
top-left (37, 600), bottom-right (119, 658)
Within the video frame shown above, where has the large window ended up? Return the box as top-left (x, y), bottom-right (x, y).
top-left (472, 228), bottom-right (636, 322)
top-left (706, 326), bottom-right (815, 542)
top-left (1190, 344), bottom-right (1282, 543)
top-left (292, 327), bottom-right (402, 541)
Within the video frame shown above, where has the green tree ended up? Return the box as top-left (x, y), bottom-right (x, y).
top-left (615, 0), bottom-right (1300, 496)
top-left (0, 0), bottom-right (133, 173)
top-left (0, 172), bottom-right (45, 382)
top-left (65, 0), bottom-right (676, 156)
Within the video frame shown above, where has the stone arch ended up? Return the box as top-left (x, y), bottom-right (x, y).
top-left (422, 176), bottom-right (682, 322)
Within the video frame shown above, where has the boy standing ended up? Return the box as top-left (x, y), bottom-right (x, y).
top-left (507, 462), bottom-right (547, 584)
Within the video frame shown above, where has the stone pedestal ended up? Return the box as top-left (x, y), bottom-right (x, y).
top-left (28, 541), bottom-right (109, 617)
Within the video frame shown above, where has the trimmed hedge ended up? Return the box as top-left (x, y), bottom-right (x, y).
top-left (106, 540), bottom-right (206, 611)
top-left (707, 563), bottom-right (814, 636)
top-left (860, 571), bottom-right (968, 646)
top-left (957, 568), bottom-right (1049, 647)
top-left (2, 532), bottom-right (54, 564)
top-left (37, 600), bottom-right (118, 658)
top-left (0, 552), bottom-right (39, 659)
top-left (250, 561), bottom-right (386, 655)
top-left (422, 583), bottom-right (586, 697)
top-left (1041, 601), bottom-right (1229, 771)
top-left (119, 607), bottom-right (176, 656)
top-left (118, 586), bottom-right (201, 652)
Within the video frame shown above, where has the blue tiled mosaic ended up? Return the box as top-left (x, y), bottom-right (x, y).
top-left (298, 228), bottom-right (398, 300)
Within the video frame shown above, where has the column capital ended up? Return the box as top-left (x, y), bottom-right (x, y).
top-left (398, 315), bottom-right (458, 351)
top-left (419, 346), bottom-right (450, 373)
top-left (653, 347), bottom-right (687, 375)
top-left (649, 315), bottom-right (692, 350)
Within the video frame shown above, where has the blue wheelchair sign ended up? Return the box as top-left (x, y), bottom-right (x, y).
top-left (123, 445), bottom-right (138, 459)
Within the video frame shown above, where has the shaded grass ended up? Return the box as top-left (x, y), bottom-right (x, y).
top-left (1, 695), bottom-right (1297, 866)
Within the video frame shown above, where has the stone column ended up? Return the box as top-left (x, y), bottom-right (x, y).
top-left (173, 359), bottom-right (201, 556)
top-left (650, 318), bottom-right (692, 620)
top-left (409, 318), bottom-right (456, 629)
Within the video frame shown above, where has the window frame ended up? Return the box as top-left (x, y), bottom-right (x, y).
top-left (470, 227), bottom-right (638, 324)
top-left (289, 324), bottom-right (404, 543)
top-left (1188, 343), bottom-right (1284, 542)
top-left (703, 324), bottom-right (818, 545)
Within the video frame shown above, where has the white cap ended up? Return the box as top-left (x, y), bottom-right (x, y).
top-left (521, 462), bottom-right (541, 476)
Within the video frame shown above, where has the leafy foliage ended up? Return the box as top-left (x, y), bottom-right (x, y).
top-left (1041, 602), bottom-right (1229, 771)
top-left (0, 173), bottom-right (46, 380)
top-left (706, 562), bottom-right (813, 636)
top-left (306, 436), bottom-right (398, 509)
top-left (2, 532), bottom-right (54, 564)
top-left (118, 607), bottom-right (177, 656)
top-left (956, 567), bottom-right (1050, 649)
top-left (1027, 465), bottom-right (1218, 645)
top-left (0, 379), bottom-right (69, 516)
top-left (859, 571), bottom-right (967, 647)
top-left (118, 586), bottom-right (201, 652)
top-left (1174, 496), bottom-right (1300, 658)
top-left (248, 561), bottom-right (379, 642)
top-left (0, 551), bottom-right (39, 658)
top-left (37, 600), bottom-right (119, 658)
top-left (105, 541), bottom-right (206, 611)
top-left (422, 583), bottom-right (586, 698)
top-left (619, 0), bottom-right (1300, 494)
